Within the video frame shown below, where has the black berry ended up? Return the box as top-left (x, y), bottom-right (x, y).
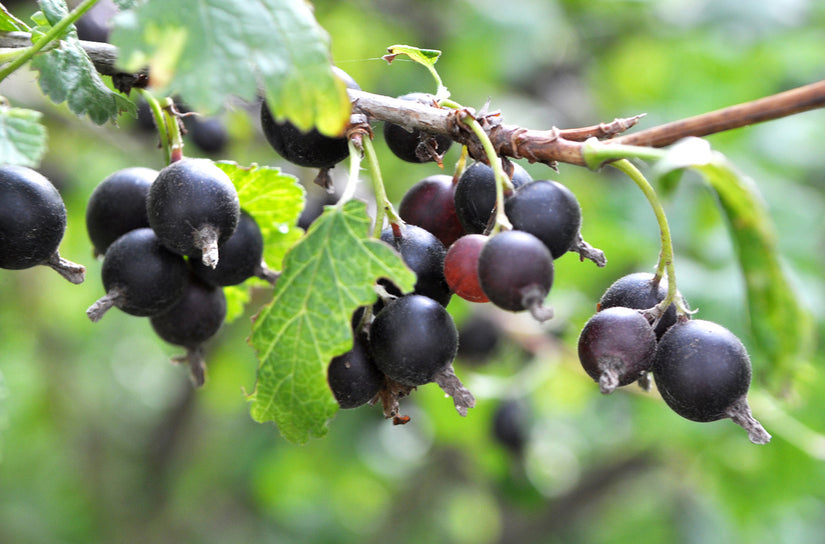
top-left (454, 161), bottom-right (532, 234)
top-left (577, 306), bottom-right (657, 393)
top-left (147, 158), bottom-right (240, 268)
top-left (380, 224), bottom-right (452, 307)
top-left (505, 180), bottom-right (582, 259)
top-left (86, 228), bottom-right (189, 321)
top-left (0, 164), bottom-right (85, 283)
top-left (383, 93), bottom-right (453, 163)
top-left (652, 319), bottom-right (770, 444)
top-left (327, 334), bottom-right (385, 409)
top-left (598, 272), bottom-right (683, 339)
top-left (369, 294), bottom-right (459, 387)
top-left (190, 209), bottom-right (276, 286)
top-left (186, 116), bottom-right (229, 155)
top-left (492, 399), bottom-right (529, 454)
top-left (85, 166), bottom-right (157, 255)
top-left (477, 230), bottom-right (554, 321)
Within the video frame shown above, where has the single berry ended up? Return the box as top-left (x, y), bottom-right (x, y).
top-left (504, 180), bottom-right (582, 259)
top-left (383, 93), bottom-right (453, 163)
top-left (0, 165), bottom-right (85, 283)
top-left (577, 306), bottom-right (657, 394)
top-left (652, 319), bottom-right (770, 444)
top-left (598, 272), bottom-right (684, 339)
top-left (85, 166), bottom-right (157, 255)
top-left (147, 158), bottom-right (240, 268)
top-left (190, 209), bottom-right (276, 286)
top-left (457, 312), bottom-right (500, 364)
top-left (186, 116), bottom-right (229, 154)
top-left (328, 334), bottom-right (385, 409)
top-left (444, 234), bottom-right (489, 303)
top-left (86, 228), bottom-right (189, 321)
top-left (492, 399), bottom-right (529, 454)
top-left (454, 161), bottom-right (532, 234)
top-left (74, 0), bottom-right (116, 43)
top-left (369, 294), bottom-right (459, 387)
top-left (380, 224), bottom-right (452, 307)
top-left (399, 174), bottom-right (465, 247)
top-left (477, 230), bottom-right (554, 321)
top-left (150, 274), bottom-right (227, 386)
top-left (260, 68), bottom-right (359, 169)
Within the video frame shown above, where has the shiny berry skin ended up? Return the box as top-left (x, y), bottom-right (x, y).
top-left (477, 230), bottom-right (554, 319)
top-left (146, 158), bottom-right (240, 268)
top-left (327, 334), bottom-right (385, 409)
top-left (454, 161), bottom-right (532, 234)
top-left (87, 228), bottom-right (188, 321)
top-left (577, 307), bottom-right (657, 394)
top-left (85, 166), bottom-right (157, 255)
top-left (504, 180), bottom-right (581, 259)
top-left (398, 174), bottom-right (464, 247)
top-left (380, 224), bottom-right (452, 307)
top-left (0, 165), bottom-right (67, 270)
top-left (383, 93), bottom-right (453, 163)
top-left (598, 272), bottom-right (682, 339)
top-left (369, 294), bottom-right (459, 387)
top-left (443, 234), bottom-right (489, 303)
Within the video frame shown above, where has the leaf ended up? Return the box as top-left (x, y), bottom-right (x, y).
top-left (248, 200), bottom-right (416, 444)
top-left (215, 162), bottom-right (305, 272)
top-left (383, 44), bottom-right (449, 100)
top-left (29, 1), bottom-right (135, 125)
top-left (111, 0), bottom-right (351, 135)
top-left (0, 4), bottom-right (30, 31)
top-left (0, 106), bottom-right (47, 167)
top-left (655, 143), bottom-right (815, 384)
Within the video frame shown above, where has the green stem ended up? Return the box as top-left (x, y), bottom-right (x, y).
top-left (461, 113), bottom-right (513, 233)
top-left (162, 97), bottom-right (185, 162)
top-left (610, 159), bottom-right (689, 317)
top-left (582, 138), bottom-right (665, 170)
top-left (0, 0), bottom-right (100, 83)
top-left (138, 89), bottom-right (171, 164)
top-left (361, 136), bottom-right (399, 237)
top-left (339, 138), bottom-right (363, 208)
top-left (0, 47), bottom-right (31, 65)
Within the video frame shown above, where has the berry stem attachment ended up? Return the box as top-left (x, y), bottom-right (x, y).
top-left (47, 251), bottom-right (86, 284)
top-left (0, 0), bottom-right (101, 83)
top-left (610, 159), bottom-right (689, 318)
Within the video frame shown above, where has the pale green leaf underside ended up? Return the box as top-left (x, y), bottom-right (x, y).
top-left (0, 107), bottom-right (47, 167)
top-left (248, 200), bottom-right (416, 444)
top-left (111, 0), bottom-right (350, 135)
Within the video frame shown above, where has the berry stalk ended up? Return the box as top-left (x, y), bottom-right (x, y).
top-left (360, 135), bottom-right (401, 237)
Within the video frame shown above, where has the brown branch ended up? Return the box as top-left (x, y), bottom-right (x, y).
top-left (610, 79), bottom-right (825, 148)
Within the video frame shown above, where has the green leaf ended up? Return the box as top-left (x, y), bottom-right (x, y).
top-left (383, 44), bottom-right (449, 100)
top-left (248, 200), bottom-right (416, 444)
top-left (111, 0), bottom-right (351, 135)
top-left (0, 4), bottom-right (30, 31)
top-left (215, 162), bottom-right (305, 272)
top-left (29, 1), bottom-right (135, 125)
top-left (655, 140), bottom-right (815, 384)
top-left (0, 106), bottom-right (47, 167)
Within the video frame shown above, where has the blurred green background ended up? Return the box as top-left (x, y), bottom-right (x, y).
top-left (1, 0), bottom-right (825, 542)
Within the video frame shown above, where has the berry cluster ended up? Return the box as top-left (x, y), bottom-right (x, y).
top-left (0, 165), bottom-right (86, 284)
top-left (577, 273), bottom-right (771, 444)
top-left (84, 159), bottom-right (275, 385)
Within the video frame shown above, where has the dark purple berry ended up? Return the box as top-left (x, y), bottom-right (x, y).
top-left (477, 230), bottom-right (554, 321)
top-left (86, 228), bottom-right (189, 321)
top-left (598, 272), bottom-right (684, 339)
top-left (492, 399), bottom-right (529, 454)
top-left (383, 93), bottom-right (453, 163)
top-left (85, 166), bottom-right (157, 255)
top-left (505, 180), bottom-right (581, 259)
top-left (454, 161), bottom-right (532, 234)
top-left (147, 158), bottom-right (240, 268)
top-left (399, 174), bottom-right (464, 247)
top-left (186, 116), bottom-right (229, 154)
top-left (577, 307), bottom-right (657, 393)
top-left (328, 334), bottom-right (385, 409)
top-left (652, 319), bottom-right (770, 444)
top-left (0, 165), bottom-right (85, 283)
top-left (369, 294), bottom-right (458, 387)
top-left (380, 224), bottom-right (452, 307)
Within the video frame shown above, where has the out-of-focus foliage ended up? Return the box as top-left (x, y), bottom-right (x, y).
top-left (0, 0), bottom-right (824, 543)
